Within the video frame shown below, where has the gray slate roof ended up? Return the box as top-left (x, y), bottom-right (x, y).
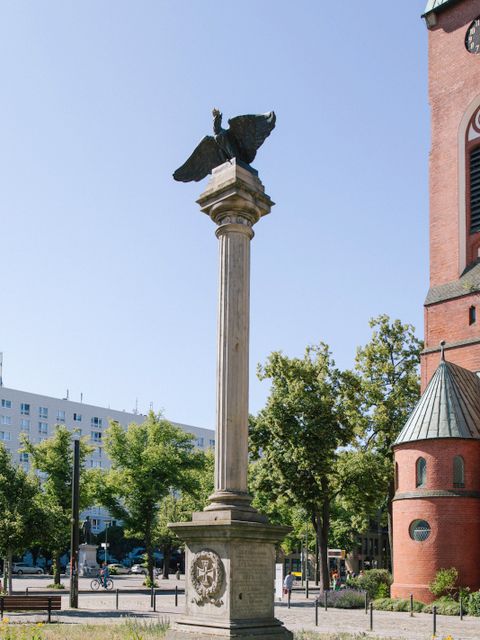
top-left (395, 360), bottom-right (480, 445)
top-left (423, 0), bottom-right (457, 15)
top-left (425, 262), bottom-right (480, 305)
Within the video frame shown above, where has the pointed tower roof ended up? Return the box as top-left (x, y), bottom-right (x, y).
top-left (395, 358), bottom-right (480, 445)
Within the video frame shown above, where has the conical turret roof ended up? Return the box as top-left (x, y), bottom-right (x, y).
top-left (395, 359), bottom-right (480, 445)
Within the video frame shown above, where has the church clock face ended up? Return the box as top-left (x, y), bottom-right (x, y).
top-left (466, 17), bottom-right (480, 54)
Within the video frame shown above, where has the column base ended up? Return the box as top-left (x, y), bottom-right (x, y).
top-left (203, 492), bottom-right (267, 523)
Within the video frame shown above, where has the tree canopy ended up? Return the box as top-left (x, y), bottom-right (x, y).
top-left (250, 343), bottom-right (353, 590)
top-left (0, 444), bottom-right (45, 592)
top-left (97, 411), bottom-right (204, 584)
top-left (21, 425), bottom-right (94, 584)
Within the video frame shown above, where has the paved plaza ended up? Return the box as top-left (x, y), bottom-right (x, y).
top-left (3, 576), bottom-right (480, 639)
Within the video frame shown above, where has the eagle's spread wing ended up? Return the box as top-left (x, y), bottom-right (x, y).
top-left (173, 136), bottom-right (225, 182)
top-left (227, 111), bottom-right (276, 165)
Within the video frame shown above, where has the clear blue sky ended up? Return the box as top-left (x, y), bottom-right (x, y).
top-left (0, 1), bottom-right (429, 429)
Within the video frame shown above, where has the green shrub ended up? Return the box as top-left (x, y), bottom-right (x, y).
top-left (372, 598), bottom-right (393, 611)
top-left (349, 569), bottom-right (392, 599)
top-left (376, 583), bottom-right (389, 599)
top-left (390, 599), bottom-right (408, 612)
top-left (429, 567), bottom-right (458, 598)
top-left (466, 590), bottom-right (480, 616)
top-left (143, 577), bottom-right (158, 588)
top-left (423, 597), bottom-right (460, 616)
top-left (46, 583), bottom-right (65, 589)
top-left (373, 597), bottom-right (424, 612)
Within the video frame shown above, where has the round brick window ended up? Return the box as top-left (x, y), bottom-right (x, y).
top-left (409, 520), bottom-right (431, 542)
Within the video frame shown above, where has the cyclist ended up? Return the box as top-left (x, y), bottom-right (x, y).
top-left (100, 562), bottom-right (110, 588)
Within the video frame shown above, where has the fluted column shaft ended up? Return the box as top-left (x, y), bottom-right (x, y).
top-left (196, 160), bottom-right (273, 513)
top-left (214, 216), bottom-right (253, 501)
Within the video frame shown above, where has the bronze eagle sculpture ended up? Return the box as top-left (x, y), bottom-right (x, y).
top-left (173, 109), bottom-right (276, 182)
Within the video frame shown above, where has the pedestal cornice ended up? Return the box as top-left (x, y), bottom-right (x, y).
top-left (169, 517), bottom-right (291, 545)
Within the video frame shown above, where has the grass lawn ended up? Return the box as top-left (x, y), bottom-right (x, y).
top-left (0, 622), bottom-right (416, 640)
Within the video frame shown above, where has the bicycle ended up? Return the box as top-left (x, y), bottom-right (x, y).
top-left (90, 576), bottom-right (114, 591)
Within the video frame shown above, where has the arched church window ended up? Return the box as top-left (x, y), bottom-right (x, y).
top-left (470, 147), bottom-right (480, 234)
top-left (395, 462), bottom-right (399, 491)
top-left (469, 306), bottom-right (476, 325)
top-left (464, 107), bottom-right (480, 263)
top-left (416, 457), bottom-right (426, 488)
top-left (453, 455), bottom-right (465, 488)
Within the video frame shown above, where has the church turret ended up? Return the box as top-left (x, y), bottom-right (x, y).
top-left (392, 355), bottom-right (480, 601)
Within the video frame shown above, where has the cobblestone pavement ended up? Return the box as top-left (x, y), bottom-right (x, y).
top-left (4, 582), bottom-right (480, 639)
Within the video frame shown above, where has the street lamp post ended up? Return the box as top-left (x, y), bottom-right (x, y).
top-left (305, 526), bottom-right (309, 598)
top-left (104, 523), bottom-right (109, 565)
top-left (69, 438), bottom-right (80, 608)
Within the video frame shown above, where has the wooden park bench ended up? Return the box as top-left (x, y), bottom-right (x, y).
top-left (0, 595), bottom-right (62, 623)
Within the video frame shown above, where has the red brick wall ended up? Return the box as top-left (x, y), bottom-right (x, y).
top-left (392, 439), bottom-right (480, 602)
top-left (429, 0), bottom-right (480, 286)
top-left (424, 1), bottom-right (480, 389)
top-left (421, 291), bottom-right (480, 389)
top-left (422, 342), bottom-right (480, 389)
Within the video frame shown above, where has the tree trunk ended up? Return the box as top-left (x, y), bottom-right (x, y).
top-left (53, 551), bottom-right (61, 585)
top-left (146, 536), bottom-right (154, 586)
top-left (162, 547), bottom-right (171, 579)
top-left (2, 556), bottom-right (6, 594)
top-left (387, 476), bottom-right (395, 572)
top-left (31, 546), bottom-right (39, 568)
top-left (316, 498), bottom-right (330, 592)
top-left (7, 550), bottom-right (13, 595)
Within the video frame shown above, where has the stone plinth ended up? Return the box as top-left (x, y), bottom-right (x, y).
top-left (78, 544), bottom-right (99, 577)
top-left (168, 160), bottom-right (291, 640)
top-left (168, 514), bottom-right (291, 640)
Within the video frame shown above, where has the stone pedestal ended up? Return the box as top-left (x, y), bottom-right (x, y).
top-left (168, 161), bottom-right (292, 640)
top-left (168, 514), bottom-right (291, 640)
top-left (78, 544), bottom-right (99, 577)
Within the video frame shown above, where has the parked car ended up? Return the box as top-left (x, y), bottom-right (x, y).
top-left (12, 563), bottom-right (44, 575)
top-left (128, 564), bottom-right (147, 575)
top-left (108, 563), bottom-right (129, 575)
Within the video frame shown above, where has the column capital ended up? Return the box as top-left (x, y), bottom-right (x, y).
top-left (197, 159), bottom-right (274, 227)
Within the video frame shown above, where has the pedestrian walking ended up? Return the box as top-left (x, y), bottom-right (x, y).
top-left (283, 571), bottom-right (294, 608)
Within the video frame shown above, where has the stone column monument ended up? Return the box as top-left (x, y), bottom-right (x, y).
top-left (169, 110), bottom-right (291, 640)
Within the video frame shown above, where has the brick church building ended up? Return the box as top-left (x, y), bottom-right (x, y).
top-left (391, 0), bottom-right (480, 602)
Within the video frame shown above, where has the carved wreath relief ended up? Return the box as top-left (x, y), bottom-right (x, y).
top-left (190, 549), bottom-right (225, 606)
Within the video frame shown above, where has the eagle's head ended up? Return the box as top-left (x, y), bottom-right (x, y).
top-left (212, 108), bottom-right (223, 135)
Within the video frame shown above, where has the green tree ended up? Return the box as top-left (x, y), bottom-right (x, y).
top-left (98, 412), bottom-right (203, 585)
top-left (250, 344), bottom-right (354, 591)
top-left (95, 524), bottom-right (142, 565)
top-left (332, 449), bottom-right (391, 540)
top-left (154, 448), bottom-right (214, 579)
top-left (0, 444), bottom-right (45, 593)
top-left (21, 426), bottom-right (94, 584)
top-left (347, 315), bottom-right (422, 559)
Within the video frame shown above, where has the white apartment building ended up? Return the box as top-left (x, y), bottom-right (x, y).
top-left (0, 386), bottom-right (214, 533)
